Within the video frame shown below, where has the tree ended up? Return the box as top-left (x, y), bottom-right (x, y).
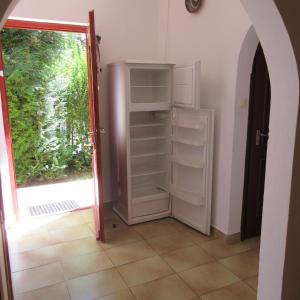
top-left (1, 29), bottom-right (91, 186)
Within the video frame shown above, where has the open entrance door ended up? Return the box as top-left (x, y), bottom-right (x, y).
top-left (87, 10), bottom-right (105, 241)
top-left (1, 17), bottom-right (105, 241)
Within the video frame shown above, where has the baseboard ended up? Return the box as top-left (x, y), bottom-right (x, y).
top-left (211, 226), bottom-right (241, 244)
top-left (225, 232), bottom-right (241, 244)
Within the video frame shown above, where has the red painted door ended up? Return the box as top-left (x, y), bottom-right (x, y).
top-left (87, 10), bottom-right (105, 241)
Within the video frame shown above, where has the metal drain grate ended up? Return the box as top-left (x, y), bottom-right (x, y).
top-left (28, 200), bottom-right (80, 216)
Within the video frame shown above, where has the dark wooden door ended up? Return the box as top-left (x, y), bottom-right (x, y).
top-left (87, 10), bottom-right (105, 242)
top-left (241, 44), bottom-right (271, 240)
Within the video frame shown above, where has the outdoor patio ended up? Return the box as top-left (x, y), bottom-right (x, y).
top-left (17, 178), bottom-right (94, 219)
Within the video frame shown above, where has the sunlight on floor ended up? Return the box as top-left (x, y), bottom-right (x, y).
top-left (17, 179), bottom-right (94, 219)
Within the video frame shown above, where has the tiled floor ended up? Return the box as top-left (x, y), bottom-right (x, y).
top-left (8, 206), bottom-right (259, 300)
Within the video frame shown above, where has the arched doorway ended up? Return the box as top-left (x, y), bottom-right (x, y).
top-left (240, 1), bottom-right (299, 298)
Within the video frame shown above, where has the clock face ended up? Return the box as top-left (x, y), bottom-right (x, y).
top-left (185, 0), bottom-right (202, 13)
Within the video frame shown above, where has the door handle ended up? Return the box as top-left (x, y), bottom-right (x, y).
top-left (256, 130), bottom-right (269, 146)
top-left (260, 133), bottom-right (269, 137)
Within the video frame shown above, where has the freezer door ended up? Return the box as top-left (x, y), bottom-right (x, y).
top-left (171, 108), bottom-right (214, 235)
top-left (172, 61), bottom-right (201, 110)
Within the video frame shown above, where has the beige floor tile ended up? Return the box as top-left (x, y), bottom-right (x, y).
top-left (244, 276), bottom-right (258, 291)
top-left (161, 245), bottom-right (214, 272)
top-left (242, 237), bottom-right (261, 250)
top-left (102, 229), bottom-right (143, 250)
top-left (87, 222), bottom-right (96, 233)
top-left (201, 281), bottom-right (256, 300)
top-left (14, 282), bottom-right (70, 300)
top-left (105, 241), bottom-right (156, 266)
top-left (46, 213), bottom-right (86, 231)
top-left (133, 221), bottom-right (178, 239)
top-left (105, 217), bottom-right (128, 232)
top-left (79, 208), bottom-right (94, 223)
top-left (67, 268), bottom-right (127, 300)
top-left (61, 251), bottom-right (113, 279)
top-left (146, 233), bottom-right (195, 255)
top-left (12, 262), bottom-right (65, 294)
top-left (9, 233), bottom-right (50, 253)
top-left (131, 274), bottom-right (196, 300)
top-left (199, 239), bottom-right (251, 259)
top-left (10, 246), bottom-right (56, 272)
top-left (169, 224), bottom-right (216, 245)
top-left (179, 262), bottom-right (240, 296)
top-left (98, 289), bottom-right (136, 300)
top-left (185, 230), bottom-right (217, 245)
top-left (8, 211), bottom-right (258, 300)
top-left (52, 237), bottom-right (103, 258)
top-left (219, 250), bottom-right (259, 279)
top-left (49, 224), bottom-right (93, 244)
top-left (117, 256), bottom-right (173, 287)
top-left (155, 218), bottom-right (190, 232)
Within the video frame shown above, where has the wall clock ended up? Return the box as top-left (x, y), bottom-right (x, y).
top-left (185, 0), bottom-right (203, 13)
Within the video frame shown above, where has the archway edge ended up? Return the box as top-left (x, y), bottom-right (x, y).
top-left (240, 0), bottom-right (299, 299)
top-left (229, 26), bottom-right (259, 235)
top-left (0, 0), bottom-right (19, 28)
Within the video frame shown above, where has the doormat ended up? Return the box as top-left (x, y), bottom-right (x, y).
top-left (28, 200), bottom-right (80, 216)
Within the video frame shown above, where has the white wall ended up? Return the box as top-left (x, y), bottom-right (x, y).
top-left (228, 27), bottom-right (259, 234)
top-left (8, 0), bottom-right (160, 203)
top-left (0, 96), bottom-right (15, 227)
top-left (157, 0), bottom-right (252, 233)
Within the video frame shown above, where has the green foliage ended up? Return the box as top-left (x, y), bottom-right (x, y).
top-left (1, 29), bottom-right (92, 186)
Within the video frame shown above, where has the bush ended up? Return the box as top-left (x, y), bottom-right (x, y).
top-left (1, 29), bottom-right (92, 186)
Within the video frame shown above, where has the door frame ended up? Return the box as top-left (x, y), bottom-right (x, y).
top-left (241, 63), bottom-right (256, 240)
top-left (0, 42), bottom-right (18, 222)
top-left (0, 18), bottom-right (103, 225)
top-left (0, 175), bottom-right (13, 300)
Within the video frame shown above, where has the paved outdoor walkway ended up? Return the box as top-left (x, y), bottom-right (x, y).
top-left (17, 179), bottom-right (94, 219)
